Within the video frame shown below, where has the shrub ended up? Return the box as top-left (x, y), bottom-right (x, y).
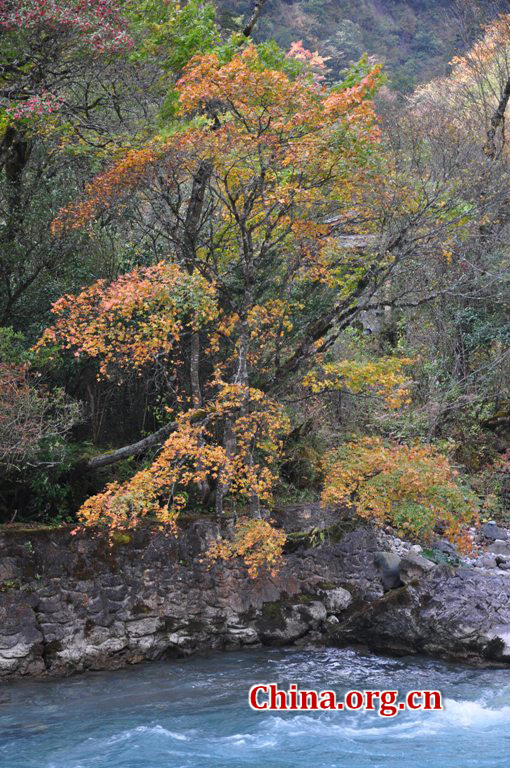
top-left (322, 437), bottom-right (479, 549)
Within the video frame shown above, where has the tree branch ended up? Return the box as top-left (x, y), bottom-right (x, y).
top-left (87, 420), bottom-right (177, 470)
top-left (243, 0), bottom-right (268, 37)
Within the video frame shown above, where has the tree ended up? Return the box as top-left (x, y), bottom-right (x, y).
top-left (41, 42), bottom-right (391, 536)
top-left (0, 0), bottom-right (137, 327)
top-left (0, 363), bottom-right (79, 471)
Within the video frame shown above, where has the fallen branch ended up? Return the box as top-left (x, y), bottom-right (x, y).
top-left (87, 421), bottom-right (177, 470)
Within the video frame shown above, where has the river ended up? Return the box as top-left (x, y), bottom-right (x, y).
top-left (1, 647), bottom-right (509, 767)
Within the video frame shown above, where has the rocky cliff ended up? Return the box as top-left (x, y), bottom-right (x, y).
top-left (2, 509), bottom-right (510, 679)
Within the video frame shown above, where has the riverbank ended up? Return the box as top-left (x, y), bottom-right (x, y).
top-left (2, 506), bottom-right (510, 679)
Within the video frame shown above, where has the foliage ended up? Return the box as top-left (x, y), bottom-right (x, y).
top-left (0, 0), bottom-right (132, 120)
top-left (36, 262), bottom-right (218, 377)
top-left (0, 327), bottom-right (26, 364)
top-left (207, 516), bottom-right (286, 578)
top-left (127, 0), bottom-right (219, 72)
top-left (0, 0), bottom-right (507, 582)
top-left (304, 356), bottom-right (414, 409)
top-left (322, 437), bottom-right (479, 549)
top-left (40, 43), bottom-right (382, 546)
top-left (0, 363), bottom-right (80, 470)
top-left (216, 0), bottom-right (495, 91)
top-left (77, 382), bottom-right (289, 531)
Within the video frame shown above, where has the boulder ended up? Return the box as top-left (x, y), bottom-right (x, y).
top-left (256, 601), bottom-right (324, 646)
top-left (434, 540), bottom-right (458, 558)
top-left (374, 551), bottom-right (402, 591)
top-left (330, 566), bottom-right (510, 665)
top-left (399, 552), bottom-right (435, 584)
top-left (488, 540), bottom-right (510, 556)
top-left (474, 554), bottom-right (498, 569)
top-left (481, 522), bottom-right (508, 541)
top-left (318, 586), bottom-right (352, 613)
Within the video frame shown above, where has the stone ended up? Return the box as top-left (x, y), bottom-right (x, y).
top-left (488, 540), bottom-right (510, 556)
top-left (4, 519), bottom-right (510, 677)
top-left (399, 552), bottom-right (435, 584)
top-left (374, 551), bottom-right (402, 591)
top-left (434, 540), bottom-right (458, 558)
top-left (320, 587), bottom-right (352, 614)
top-left (475, 554), bottom-right (498, 569)
top-left (256, 604), bottom-right (310, 646)
top-left (300, 601), bottom-right (327, 625)
top-left (481, 522), bottom-right (508, 541)
top-left (0, 558), bottom-right (19, 582)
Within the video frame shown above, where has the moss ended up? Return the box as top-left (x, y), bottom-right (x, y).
top-left (261, 600), bottom-right (284, 620)
top-left (316, 581), bottom-right (338, 591)
top-left (42, 639), bottom-right (62, 659)
top-left (0, 579), bottom-right (19, 592)
top-left (0, 523), bottom-right (64, 536)
top-left (293, 593), bottom-right (314, 604)
top-left (132, 601), bottom-right (152, 615)
top-left (110, 532), bottom-right (131, 545)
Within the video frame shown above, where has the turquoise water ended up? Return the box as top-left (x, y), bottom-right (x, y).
top-left (1, 647), bottom-right (509, 767)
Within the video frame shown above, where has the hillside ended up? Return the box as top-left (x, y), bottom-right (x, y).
top-left (217, 0), bottom-right (502, 89)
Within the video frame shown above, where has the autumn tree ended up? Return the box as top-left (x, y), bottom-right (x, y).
top-left (39, 36), bottom-right (409, 539)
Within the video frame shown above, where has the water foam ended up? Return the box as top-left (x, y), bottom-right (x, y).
top-left (441, 698), bottom-right (510, 729)
top-left (106, 723), bottom-right (189, 745)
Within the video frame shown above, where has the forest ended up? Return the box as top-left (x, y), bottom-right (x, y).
top-left (0, 0), bottom-right (509, 577)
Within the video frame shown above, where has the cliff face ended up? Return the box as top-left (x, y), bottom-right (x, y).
top-left (3, 511), bottom-right (510, 679)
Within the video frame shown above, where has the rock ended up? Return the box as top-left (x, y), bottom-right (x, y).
top-left (6, 519), bottom-right (510, 676)
top-left (434, 540), bottom-right (458, 558)
top-left (485, 627), bottom-right (510, 660)
top-left (399, 552), bottom-right (435, 584)
top-left (0, 558), bottom-right (19, 582)
top-left (330, 565), bottom-right (510, 666)
top-left (319, 587), bottom-right (352, 613)
top-left (271, 503), bottom-right (339, 534)
top-left (300, 601), bottom-right (328, 625)
top-left (488, 540), bottom-right (510, 556)
top-left (410, 544), bottom-right (423, 554)
top-left (256, 603), bottom-right (310, 646)
top-left (481, 522), bottom-right (508, 541)
top-left (374, 551), bottom-right (402, 591)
